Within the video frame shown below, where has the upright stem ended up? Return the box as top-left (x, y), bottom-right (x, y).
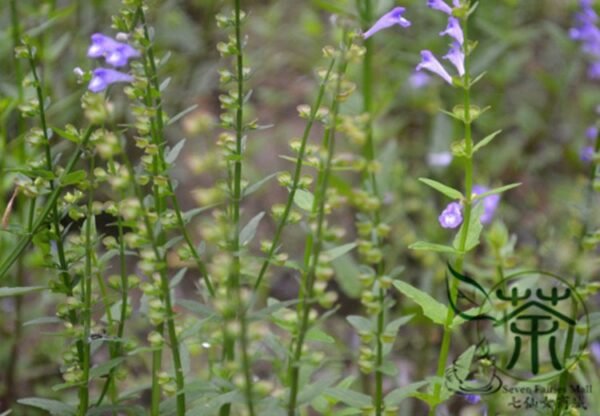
top-left (27, 46), bottom-right (88, 412)
top-left (287, 51), bottom-right (348, 416)
top-left (429, 11), bottom-right (473, 416)
top-left (138, 7), bottom-right (188, 414)
top-left (80, 156), bottom-right (96, 416)
top-left (357, 1), bottom-right (388, 413)
top-left (222, 2), bottom-right (256, 415)
top-left (253, 58), bottom-right (336, 291)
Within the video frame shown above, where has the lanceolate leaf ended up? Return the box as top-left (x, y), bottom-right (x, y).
top-left (472, 129), bottom-right (502, 153)
top-left (418, 178), bottom-right (463, 200)
top-left (393, 280), bottom-right (448, 326)
top-left (474, 182), bottom-right (521, 200)
top-left (17, 398), bottom-right (76, 416)
top-left (0, 286), bottom-right (45, 297)
top-left (240, 211), bottom-right (265, 246)
top-left (409, 241), bottom-right (458, 254)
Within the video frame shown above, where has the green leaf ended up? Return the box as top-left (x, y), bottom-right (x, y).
top-left (453, 202), bottom-right (485, 252)
top-left (170, 268), bottom-right (187, 288)
top-left (331, 252), bottom-right (361, 298)
top-left (243, 172), bottom-right (279, 197)
top-left (472, 129), bottom-right (502, 153)
top-left (293, 189), bottom-right (314, 211)
top-left (323, 387), bottom-right (371, 408)
top-left (418, 178), bottom-right (463, 200)
top-left (306, 327), bottom-right (335, 344)
top-left (384, 315), bottom-right (414, 336)
top-left (346, 315), bottom-right (372, 333)
top-left (177, 299), bottom-right (214, 317)
top-left (165, 138), bottom-right (186, 164)
top-left (23, 316), bottom-right (62, 326)
top-left (18, 398), bottom-right (76, 416)
top-left (167, 104), bottom-right (199, 126)
top-left (0, 286), bottom-right (45, 297)
top-left (60, 170), bottom-right (87, 186)
top-left (182, 204), bottom-right (218, 222)
top-left (408, 241), bottom-right (458, 254)
top-left (89, 357), bottom-right (125, 380)
top-left (385, 381), bottom-right (429, 405)
top-left (0, 410), bottom-right (12, 416)
top-left (474, 182), bottom-right (521, 200)
top-left (393, 281), bottom-right (448, 326)
top-left (240, 212), bottom-right (265, 246)
top-left (323, 242), bottom-right (356, 261)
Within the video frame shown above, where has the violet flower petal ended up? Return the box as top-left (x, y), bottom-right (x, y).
top-left (88, 68), bottom-right (134, 93)
top-left (443, 42), bottom-right (465, 76)
top-left (363, 7), bottom-right (411, 39)
top-left (416, 50), bottom-right (453, 84)
top-left (427, 0), bottom-right (453, 15)
top-left (439, 202), bottom-right (463, 228)
top-left (440, 17), bottom-right (464, 45)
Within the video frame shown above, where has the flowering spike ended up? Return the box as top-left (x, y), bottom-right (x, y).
top-left (427, 0), bottom-right (453, 15)
top-left (586, 126), bottom-right (598, 140)
top-left (362, 7), bottom-right (411, 39)
top-left (443, 42), bottom-right (465, 76)
top-left (440, 17), bottom-right (464, 45)
top-left (439, 202), bottom-right (463, 228)
top-left (88, 68), bottom-right (134, 93)
top-left (416, 50), bottom-right (453, 84)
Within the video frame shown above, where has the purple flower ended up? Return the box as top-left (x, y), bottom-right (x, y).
top-left (581, 145), bottom-right (595, 162)
top-left (443, 42), bottom-right (465, 76)
top-left (87, 33), bottom-right (119, 58)
top-left (472, 185), bottom-right (500, 224)
top-left (362, 7), bottom-right (411, 39)
top-left (409, 71), bottom-right (431, 89)
top-left (464, 394), bottom-right (481, 404)
top-left (587, 61), bottom-right (600, 79)
top-left (590, 341), bottom-right (600, 364)
top-left (439, 202), bottom-right (463, 228)
top-left (416, 50), bottom-right (453, 84)
top-left (587, 126), bottom-right (598, 140)
top-left (571, 1), bottom-right (600, 78)
top-left (427, 151), bottom-right (453, 167)
top-left (87, 33), bottom-right (140, 67)
top-left (88, 68), bottom-right (134, 93)
top-left (427, 0), bottom-right (453, 15)
top-left (105, 43), bottom-right (141, 67)
top-left (440, 17), bottom-right (464, 45)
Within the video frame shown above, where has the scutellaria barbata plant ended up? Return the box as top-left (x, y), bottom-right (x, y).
top-left (1, 1), bottom-right (600, 416)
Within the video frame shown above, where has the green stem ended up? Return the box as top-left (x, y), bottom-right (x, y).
top-left (137, 7), bottom-right (188, 414)
top-left (80, 156), bottom-right (96, 416)
top-left (287, 50), bottom-right (348, 416)
top-left (253, 58), bottom-right (336, 291)
top-left (27, 45), bottom-right (90, 412)
top-left (357, 1), bottom-right (389, 412)
top-left (429, 10), bottom-right (474, 416)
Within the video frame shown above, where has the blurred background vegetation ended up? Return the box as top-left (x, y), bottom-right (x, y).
top-left (1, 0), bottom-right (599, 414)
